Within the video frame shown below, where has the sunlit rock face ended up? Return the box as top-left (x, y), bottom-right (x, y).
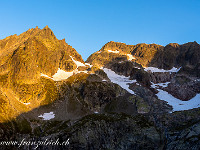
top-left (0, 26), bottom-right (86, 122)
top-left (0, 27), bottom-right (200, 150)
top-left (86, 41), bottom-right (200, 73)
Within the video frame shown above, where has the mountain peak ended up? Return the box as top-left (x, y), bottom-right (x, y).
top-left (61, 38), bottom-right (66, 42)
top-left (44, 25), bottom-right (49, 29)
top-left (40, 25), bottom-right (53, 33)
top-left (34, 25), bottom-right (56, 41)
top-left (41, 25), bottom-right (52, 32)
top-left (193, 41), bottom-right (198, 44)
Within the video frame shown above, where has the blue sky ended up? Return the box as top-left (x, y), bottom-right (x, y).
top-left (0, 0), bottom-right (200, 60)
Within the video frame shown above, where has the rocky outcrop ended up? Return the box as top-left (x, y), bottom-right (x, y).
top-left (1, 109), bottom-right (200, 150)
top-left (148, 72), bottom-right (176, 83)
top-left (165, 75), bottom-right (200, 100)
top-left (67, 114), bottom-right (162, 150)
top-left (104, 61), bottom-right (138, 77)
top-left (57, 73), bottom-right (128, 116)
top-left (0, 113), bottom-right (163, 150)
top-left (87, 41), bottom-right (200, 76)
top-left (129, 84), bottom-right (172, 113)
top-left (155, 108), bottom-right (200, 150)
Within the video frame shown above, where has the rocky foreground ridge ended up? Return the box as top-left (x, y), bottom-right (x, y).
top-left (0, 26), bottom-right (200, 149)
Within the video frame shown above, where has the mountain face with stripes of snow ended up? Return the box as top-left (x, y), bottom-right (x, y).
top-left (0, 27), bottom-right (200, 149)
top-left (87, 41), bottom-right (200, 104)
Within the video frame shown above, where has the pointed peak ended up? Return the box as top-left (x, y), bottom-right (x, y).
top-left (61, 38), bottom-right (66, 42)
top-left (38, 25), bottom-right (55, 37)
top-left (40, 25), bottom-right (54, 34)
top-left (32, 25), bottom-right (58, 46)
top-left (193, 41), bottom-right (199, 45)
top-left (44, 25), bottom-right (49, 29)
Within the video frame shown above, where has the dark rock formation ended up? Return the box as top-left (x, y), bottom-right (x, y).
top-left (1, 109), bottom-right (200, 150)
top-left (148, 72), bottom-right (176, 83)
top-left (165, 75), bottom-right (200, 100)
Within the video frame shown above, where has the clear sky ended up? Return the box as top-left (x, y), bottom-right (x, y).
top-left (0, 0), bottom-right (200, 60)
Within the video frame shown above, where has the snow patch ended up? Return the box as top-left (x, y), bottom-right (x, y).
top-left (126, 54), bottom-right (135, 60)
top-left (52, 68), bottom-right (74, 81)
top-left (70, 56), bottom-right (85, 67)
top-left (24, 102), bottom-right (30, 105)
top-left (151, 82), bottom-right (170, 88)
top-left (79, 71), bottom-right (88, 74)
top-left (144, 67), bottom-right (181, 73)
top-left (41, 70), bottom-right (74, 81)
top-left (107, 50), bottom-right (119, 53)
top-left (103, 68), bottom-right (136, 95)
top-left (19, 100), bottom-right (30, 105)
top-left (41, 68), bottom-right (88, 81)
top-left (41, 74), bottom-right (51, 79)
top-left (156, 89), bottom-right (200, 111)
top-left (134, 66), bottom-right (141, 70)
top-left (38, 112), bottom-right (55, 120)
top-left (85, 63), bottom-right (93, 67)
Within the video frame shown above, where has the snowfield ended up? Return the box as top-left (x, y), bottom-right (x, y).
top-left (144, 67), bottom-right (181, 73)
top-left (103, 68), bottom-right (136, 95)
top-left (156, 89), bottom-right (200, 112)
top-left (41, 69), bottom-right (75, 81)
top-left (41, 68), bottom-right (88, 81)
top-left (38, 112), bottom-right (55, 120)
top-left (151, 82), bottom-right (200, 111)
top-left (52, 68), bottom-right (75, 81)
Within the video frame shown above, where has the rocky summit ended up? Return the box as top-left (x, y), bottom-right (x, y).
top-left (0, 27), bottom-right (200, 150)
